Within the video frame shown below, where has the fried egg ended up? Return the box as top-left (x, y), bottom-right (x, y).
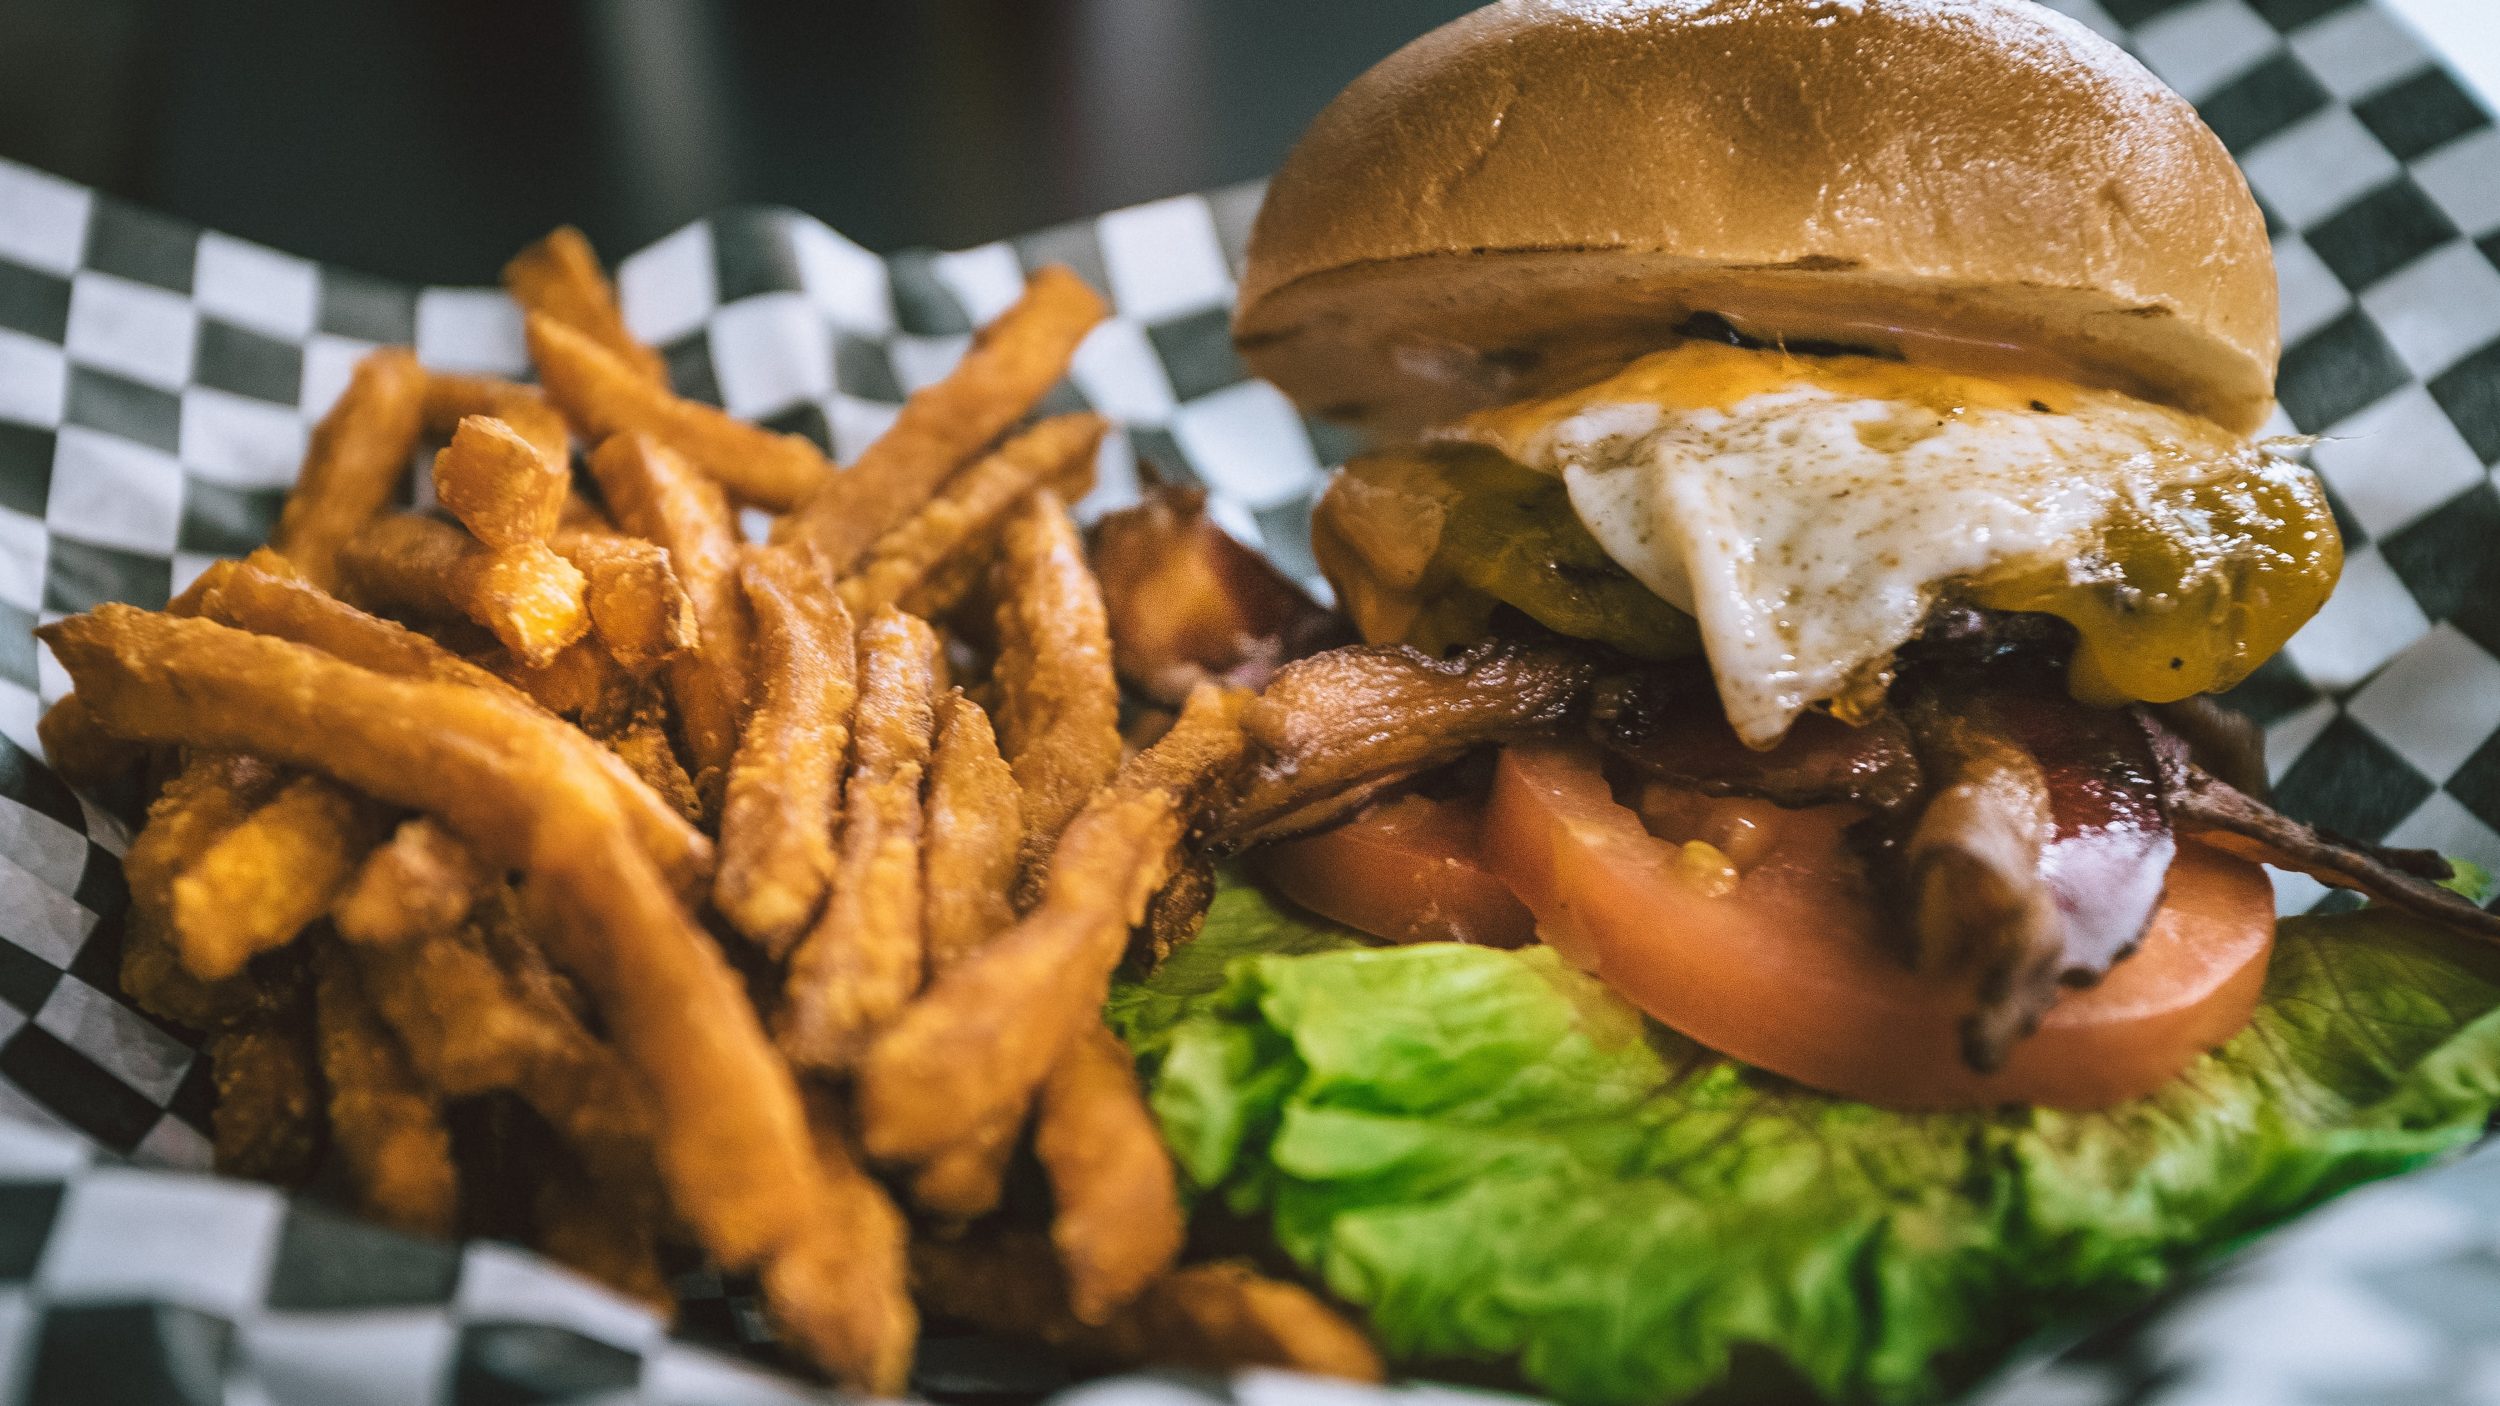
top-left (1448, 341), bottom-right (2335, 748)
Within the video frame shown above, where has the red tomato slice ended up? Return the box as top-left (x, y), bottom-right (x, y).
top-left (1258, 793), bottom-right (1537, 947)
top-left (1480, 740), bottom-right (2276, 1110)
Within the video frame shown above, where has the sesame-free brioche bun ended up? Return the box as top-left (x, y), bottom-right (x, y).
top-left (1234, 0), bottom-right (2279, 437)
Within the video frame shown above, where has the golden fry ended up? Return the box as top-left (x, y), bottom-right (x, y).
top-left (119, 754), bottom-right (294, 1030)
top-left (923, 691), bottom-right (1022, 971)
top-left (858, 685), bottom-right (1249, 1163)
top-left (765, 1092), bottom-right (918, 1398)
top-left (170, 775), bottom-right (394, 980)
top-left (503, 227), bottom-right (670, 389)
top-left (334, 817), bottom-right (497, 946)
top-left (908, 1115), bottom-right (1023, 1221)
top-left (911, 1234), bottom-right (1385, 1383)
top-left (781, 265), bottom-right (1107, 572)
top-left (493, 639), bottom-right (640, 734)
top-left (206, 1015), bottom-right (324, 1186)
top-left (37, 694), bottom-right (145, 789)
top-left (778, 608), bottom-right (937, 1070)
top-left (1142, 853), bottom-right (1217, 967)
top-left (433, 414), bottom-right (567, 549)
top-left (607, 702), bottom-right (704, 825)
top-left (550, 530), bottom-right (698, 677)
top-left (49, 609), bottom-right (838, 1284)
top-left (1037, 1018), bottom-right (1185, 1323)
top-left (531, 315), bottom-right (830, 510)
top-left (716, 546), bottom-right (857, 952)
top-left (839, 414), bottom-right (1107, 618)
top-left (421, 373), bottom-right (572, 471)
top-left (339, 513), bottom-right (591, 666)
top-left (199, 554), bottom-right (511, 693)
top-left (271, 347), bottom-right (429, 590)
top-left (586, 434), bottom-right (752, 799)
top-left (313, 945), bottom-right (459, 1238)
top-left (992, 489), bottom-right (1125, 885)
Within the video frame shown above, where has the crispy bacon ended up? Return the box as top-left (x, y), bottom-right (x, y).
top-left (1091, 486), bottom-right (1348, 706)
top-left (1591, 667), bottom-right (1924, 813)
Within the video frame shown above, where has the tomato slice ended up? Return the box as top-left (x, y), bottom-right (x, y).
top-left (1258, 792), bottom-right (1537, 947)
top-left (1480, 740), bottom-right (2276, 1110)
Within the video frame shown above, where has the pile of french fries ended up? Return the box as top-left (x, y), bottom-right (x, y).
top-left (35, 229), bottom-right (1381, 1394)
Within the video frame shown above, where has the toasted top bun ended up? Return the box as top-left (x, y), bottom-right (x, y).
top-left (1235, 0), bottom-right (2279, 437)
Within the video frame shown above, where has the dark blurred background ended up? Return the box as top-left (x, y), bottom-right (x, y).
top-left (0, 0), bottom-right (1480, 283)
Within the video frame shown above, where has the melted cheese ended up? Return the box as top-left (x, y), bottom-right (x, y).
top-left (1448, 342), bottom-right (2337, 748)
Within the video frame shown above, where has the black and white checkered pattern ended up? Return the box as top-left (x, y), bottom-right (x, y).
top-left (0, 0), bottom-right (2484, 1399)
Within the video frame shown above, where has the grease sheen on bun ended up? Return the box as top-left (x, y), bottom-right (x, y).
top-left (1235, 0), bottom-right (2280, 437)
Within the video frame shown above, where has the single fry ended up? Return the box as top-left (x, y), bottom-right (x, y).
top-left (271, 347), bottom-right (429, 590)
top-left (206, 1016), bottom-right (324, 1186)
top-left (422, 373), bottom-right (572, 471)
top-left (433, 414), bottom-right (568, 549)
top-left (839, 414), bottom-right (1108, 618)
top-left (717, 547), bottom-right (858, 952)
top-left (858, 685), bottom-right (1250, 1164)
top-left (608, 701), bottom-right (704, 825)
top-left (313, 945), bottom-right (459, 1238)
top-left (494, 639), bottom-right (641, 735)
top-left (334, 817), bottom-right (497, 946)
top-left (923, 691), bottom-right (1023, 970)
top-left (763, 1091), bottom-right (918, 1398)
top-left (908, 1115), bottom-right (1024, 1222)
top-left (48, 608), bottom-right (835, 1286)
top-left (531, 315), bottom-right (830, 510)
top-left (1142, 853), bottom-right (1217, 967)
top-left (778, 608), bottom-right (937, 1070)
top-left (504, 226), bottom-right (669, 389)
top-left (551, 529), bottom-right (698, 677)
top-left (339, 513), bottom-right (591, 666)
top-left (782, 265), bottom-right (1108, 572)
top-left (910, 1234), bottom-right (1385, 1383)
top-left (1037, 1018), bottom-right (1185, 1323)
top-left (992, 489), bottom-right (1124, 883)
top-left (37, 694), bottom-right (145, 789)
top-left (119, 753), bottom-right (295, 1031)
top-left (587, 434), bottom-right (752, 798)
top-left (170, 775), bottom-right (394, 981)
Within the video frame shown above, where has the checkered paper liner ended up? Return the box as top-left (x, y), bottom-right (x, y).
top-left (0, 0), bottom-right (2483, 1399)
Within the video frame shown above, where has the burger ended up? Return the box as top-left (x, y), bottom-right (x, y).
top-left (1099, 2), bottom-right (2500, 1401)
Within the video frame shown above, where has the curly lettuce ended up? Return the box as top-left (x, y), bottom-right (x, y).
top-left (1108, 879), bottom-right (2500, 1404)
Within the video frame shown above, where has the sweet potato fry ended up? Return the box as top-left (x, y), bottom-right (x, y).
top-left (550, 530), bottom-right (698, 677)
top-left (271, 347), bottom-right (429, 590)
top-left (778, 608), bottom-right (937, 1070)
top-left (1223, 638), bottom-right (1602, 844)
top-left (904, 691), bottom-right (1028, 1218)
top-left (206, 1016), bottom-right (324, 1186)
top-left (503, 227), bottom-right (669, 389)
top-left (170, 774), bottom-right (393, 980)
top-left (335, 817), bottom-right (498, 946)
top-left (1036, 1018), bottom-right (1184, 1323)
top-left (433, 414), bottom-right (568, 549)
top-left (37, 694), bottom-right (145, 788)
top-left (839, 414), bottom-right (1107, 617)
top-left (313, 945), bottom-right (458, 1238)
top-left (991, 489), bottom-right (1124, 883)
top-left (606, 701), bottom-right (704, 826)
top-left (781, 265), bottom-right (1107, 571)
top-left (717, 546), bottom-right (857, 952)
top-left (46, 609), bottom-right (833, 1282)
top-left (338, 513), bottom-right (590, 666)
top-left (923, 691), bottom-right (1022, 970)
top-left (118, 754), bottom-right (295, 1031)
top-left (493, 640), bottom-right (641, 735)
top-left (421, 373), bottom-right (572, 471)
top-left (763, 1091), bottom-right (918, 1399)
top-left (858, 685), bottom-right (1249, 1163)
top-left (911, 1234), bottom-right (1385, 1383)
top-left (531, 315), bottom-right (830, 510)
top-left (587, 434), bottom-right (752, 799)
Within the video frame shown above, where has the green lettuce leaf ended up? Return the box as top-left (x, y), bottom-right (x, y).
top-left (1109, 879), bottom-right (2500, 1405)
